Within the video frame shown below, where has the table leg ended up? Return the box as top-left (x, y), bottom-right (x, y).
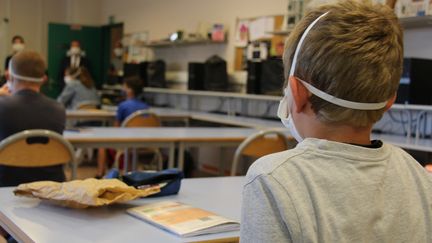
top-left (178, 142), bottom-right (185, 171)
top-left (132, 148), bottom-right (138, 171)
top-left (168, 143), bottom-right (175, 168)
top-left (124, 148), bottom-right (129, 174)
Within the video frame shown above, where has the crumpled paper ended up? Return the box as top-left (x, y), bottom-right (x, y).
top-left (14, 178), bottom-right (160, 208)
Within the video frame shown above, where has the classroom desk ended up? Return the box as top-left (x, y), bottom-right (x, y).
top-left (372, 133), bottom-right (432, 153)
top-left (66, 107), bottom-right (283, 129)
top-left (64, 127), bottom-right (264, 170)
top-left (0, 177), bottom-right (244, 243)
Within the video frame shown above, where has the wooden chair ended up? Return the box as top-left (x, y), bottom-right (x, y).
top-left (0, 129), bottom-right (76, 179)
top-left (230, 129), bottom-right (294, 176)
top-left (121, 110), bottom-right (161, 127)
top-left (75, 101), bottom-right (99, 110)
top-left (116, 110), bottom-right (163, 172)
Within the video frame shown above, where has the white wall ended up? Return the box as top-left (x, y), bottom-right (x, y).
top-left (100, 0), bottom-right (287, 72)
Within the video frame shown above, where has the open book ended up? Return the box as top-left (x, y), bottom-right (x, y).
top-left (127, 201), bottom-right (240, 237)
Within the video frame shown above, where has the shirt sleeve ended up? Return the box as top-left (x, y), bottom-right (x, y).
top-left (116, 103), bottom-right (126, 123)
top-left (240, 175), bottom-right (294, 243)
top-left (56, 85), bottom-right (75, 108)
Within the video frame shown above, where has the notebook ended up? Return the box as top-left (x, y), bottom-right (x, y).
top-left (127, 201), bottom-right (240, 237)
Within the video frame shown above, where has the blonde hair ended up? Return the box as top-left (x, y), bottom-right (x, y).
top-left (283, 0), bottom-right (403, 127)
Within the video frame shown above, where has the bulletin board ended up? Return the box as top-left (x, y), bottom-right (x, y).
top-left (234, 15), bottom-right (286, 71)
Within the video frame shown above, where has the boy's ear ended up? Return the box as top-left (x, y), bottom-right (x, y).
top-left (289, 76), bottom-right (309, 113)
top-left (384, 93), bottom-right (397, 111)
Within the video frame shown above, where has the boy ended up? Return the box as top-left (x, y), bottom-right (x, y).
top-left (241, 1), bottom-right (432, 242)
top-left (96, 77), bottom-right (148, 177)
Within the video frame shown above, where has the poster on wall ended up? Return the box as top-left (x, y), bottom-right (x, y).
top-left (124, 31), bottom-right (153, 63)
top-left (235, 20), bottom-right (249, 47)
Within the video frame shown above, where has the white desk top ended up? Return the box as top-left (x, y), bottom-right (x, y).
top-left (66, 107), bottom-right (283, 129)
top-left (144, 87), bottom-right (281, 101)
top-left (64, 127), bottom-right (260, 144)
top-left (0, 177), bottom-right (244, 243)
top-left (372, 133), bottom-right (432, 153)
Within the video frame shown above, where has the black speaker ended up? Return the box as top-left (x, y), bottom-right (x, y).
top-left (123, 62), bottom-right (148, 86)
top-left (188, 63), bottom-right (205, 90)
top-left (246, 61), bottom-right (262, 94)
top-left (408, 58), bottom-right (432, 105)
top-left (260, 58), bottom-right (284, 96)
top-left (147, 60), bottom-right (166, 88)
top-left (396, 58), bottom-right (410, 104)
top-left (123, 63), bottom-right (141, 78)
top-left (204, 55), bottom-right (228, 91)
top-left (139, 62), bottom-right (148, 87)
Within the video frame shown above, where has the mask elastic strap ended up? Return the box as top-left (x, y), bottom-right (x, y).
top-left (8, 62), bottom-right (44, 82)
top-left (299, 79), bottom-right (387, 110)
top-left (289, 12), bottom-right (329, 77)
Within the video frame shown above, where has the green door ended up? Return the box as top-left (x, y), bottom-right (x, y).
top-left (46, 23), bottom-right (103, 98)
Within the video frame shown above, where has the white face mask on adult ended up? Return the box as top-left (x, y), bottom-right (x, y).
top-left (277, 11), bottom-right (389, 143)
top-left (113, 48), bottom-right (123, 58)
top-left (69, 47), bottom-right (81, 55)
top-left (12, 43), bottom-right (25, 53)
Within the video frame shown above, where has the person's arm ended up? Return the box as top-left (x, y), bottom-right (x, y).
top-left (240, 175), bottom-right (294, 243)
top-left (0, 83), bottom-right (11, 97)
top-left (56, 85), bottom-right (75, 108)
top-left (115, 103), bottom-right (125, 127)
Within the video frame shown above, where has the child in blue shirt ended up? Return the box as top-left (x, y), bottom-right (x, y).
top-left (115, 77), bottom-right (149, 125)
top-left (97, 77), bottom-right (148, 177)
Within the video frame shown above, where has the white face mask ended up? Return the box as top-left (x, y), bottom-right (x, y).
top-left (6, 81), bottom-right (13, 93)
top-left (69, 46), bottom-right (81, 55)
top-left (278, 84), bottom-right (304, 142)
top-left (277, 11), bottom-right (389, 142)
top-left (114, 48), bottom-right (123, 57)
top-left (12, 43), bottom-right (24, 52)
top-left (64, 76), bottom-right (75, 85)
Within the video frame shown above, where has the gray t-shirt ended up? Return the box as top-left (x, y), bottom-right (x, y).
top-left (57, 81), bottom-right (99, 109)
top-left (241, 138), bottom-right (432, 243)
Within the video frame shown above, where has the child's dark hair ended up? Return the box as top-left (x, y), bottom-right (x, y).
top-left (124, 76), bottom-right (144, 97)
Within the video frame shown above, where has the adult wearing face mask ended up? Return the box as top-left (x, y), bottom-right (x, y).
top-left (107, 41), bottom-right (124, 85)
top-left (57, 67), bottom-right (100, 110)
top-left (58, 40), bottom-right (91, 91)
top-left (3, 35), bottom-right (25, 76)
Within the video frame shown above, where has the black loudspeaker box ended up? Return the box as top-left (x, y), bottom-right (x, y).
top-left (204, 55), bottom-right (228, 91)
top-left (188, 63), bottom-right (205, 90)
top-left (246, 61), bottom-right (262, 94)
top-left (147, 60), bottom-right (166, 88)
top-left (260, 58), bottom-right (284, 96)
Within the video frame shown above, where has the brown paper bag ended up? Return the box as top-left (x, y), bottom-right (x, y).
top-left (14, 178), bottom-right (160, 208)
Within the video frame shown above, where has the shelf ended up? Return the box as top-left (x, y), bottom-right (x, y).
top-left (144, 40), bottom-right (227, 48)
top-left (144, 87), bottom-right (281, 101)
top-left (266, 28), bottom-right (293, 35)
top-left (400, 15), bottom-right (432, 29)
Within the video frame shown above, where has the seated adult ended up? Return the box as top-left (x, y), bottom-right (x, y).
top-left (96, 77), bottom-right (148, 178)
top-left (0, 51), bottom-right (66, 187)
top-left (57, 67), bottom-right (100, 110)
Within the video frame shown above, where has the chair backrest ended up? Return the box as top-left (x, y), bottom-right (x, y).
top-left (231, 129), bottom-right (294, 176)
top-left (121, 110), bottom-right (161, 127)
top-left (75, 101), bottom-right (99, 110)
top-left (0, 130), bottom-right (75, 167)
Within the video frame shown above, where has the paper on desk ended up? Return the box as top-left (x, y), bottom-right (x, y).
top-left (14, 178), bottom-right (160, 209)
